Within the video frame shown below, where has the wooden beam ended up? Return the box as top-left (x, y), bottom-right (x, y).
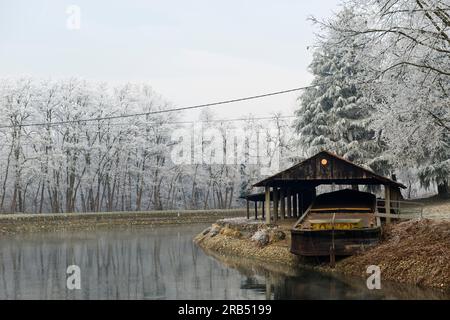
top-left (300, 193), bottom-right (304, 216)
top-left (385, 185), bottom-right (391, 224)
top-left (280, 188), bottom-right (285, 219)
top-left (391, 187), bottom-right (400, 214)
top-left (265, 186), bottom-right (271, 224)
top-left (262, 200), bottom-right (265, 220)
top-left (246, 199), bottom-right (250, 219)
top-left (287, 188), bottom-right (292, 218)
top-left (292, 191), bottom-right (298, 218)
top-left (293, 202), bottom-right (314, 229)
top-left (273, 188), bottom-right (279, 222)
top-left (254, 201), bottom-right (258, 220)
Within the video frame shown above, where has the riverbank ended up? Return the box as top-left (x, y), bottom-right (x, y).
top-left (334, 219), bottom-right (450, 289)
top-left (194, 217), bottom-right (450, 290)
top-left (0, 209), bottom-right (245, 235)
top-left (194, 218), bottom-right (303, 267)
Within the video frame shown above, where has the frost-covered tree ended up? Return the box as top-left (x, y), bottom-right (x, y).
top-left (0, 78), bottom-right (181, 213)
top-left (295, 8), bottom-right (388, 174)
top-left (0, 78), bottom-right (294, 212)
top-left (372, 69), bottom-right (450, 197)
top-left (320, 0), bottom-right (450, 197)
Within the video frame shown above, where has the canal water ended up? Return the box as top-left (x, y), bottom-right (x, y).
top-left (0, 224), bottom-right (448, 300)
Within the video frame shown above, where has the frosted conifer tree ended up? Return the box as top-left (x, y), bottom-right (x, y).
top-left (330, 0), bottom-right (450, 197)
top-left (294, 8), bottom-right (388, 174)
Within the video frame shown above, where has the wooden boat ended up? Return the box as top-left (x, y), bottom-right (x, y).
top-left (290, 189), bottom-right (382, 257)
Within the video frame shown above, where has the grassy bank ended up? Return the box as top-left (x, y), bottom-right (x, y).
top-left (334, 219), bottom-right (450, 289)
top-left (0, 209), bottom-right (246, 235)
top-left (194, 217), bottom-right (450, 290)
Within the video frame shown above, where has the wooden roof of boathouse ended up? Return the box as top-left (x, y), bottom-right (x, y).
top-left (240, 192), bottom-right (273, 202)
top-left (253, 151), bottom-right (406, 189)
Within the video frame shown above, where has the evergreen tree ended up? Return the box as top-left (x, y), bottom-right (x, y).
top-left (337, 0), bottom-right (450, 197)
top-left (294, 8), bottom-right (388, 175)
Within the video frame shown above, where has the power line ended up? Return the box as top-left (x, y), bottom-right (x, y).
top-left (0, 115), bottom-right (297, 133)
top-left (67, 115), bottom-right (296, 127)
top-left (168, 115), bottom-right (296, 124)
top-left (0, 84), bottom-right (310, 129)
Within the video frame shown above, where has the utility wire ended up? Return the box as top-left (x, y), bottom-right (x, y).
top-left (166, 115), bottom-right (296, 125)
top-left (0, 84), bottom-right (312, 129)
top-left (57, 115), bottom-right (296, 127)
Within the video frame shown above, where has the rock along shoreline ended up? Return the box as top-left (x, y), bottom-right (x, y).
top-left (194, 217), bottom-right (450, 291)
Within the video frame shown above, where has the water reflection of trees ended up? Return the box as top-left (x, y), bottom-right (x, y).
top-left (1, 226), bottom-right (446, 300)
top-left (267, 271), bottom-right (450, 300)
top-left (0, 225), bottom-right (264, 299)
top-left (203, 250), bottom-right (450, 300)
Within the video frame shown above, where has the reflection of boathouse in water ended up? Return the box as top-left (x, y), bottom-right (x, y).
top-left (243, 151), bottom-right (406, 259)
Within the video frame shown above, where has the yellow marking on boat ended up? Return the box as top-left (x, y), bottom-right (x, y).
top-left (309, 218), bottom-right (363, 230)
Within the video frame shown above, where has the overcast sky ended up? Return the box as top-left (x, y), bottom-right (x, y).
top-left (0, 0), bottom-right (342, 120)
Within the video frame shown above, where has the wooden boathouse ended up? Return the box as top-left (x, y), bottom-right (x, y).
top-left (243, 151), bottom-right (406, 224)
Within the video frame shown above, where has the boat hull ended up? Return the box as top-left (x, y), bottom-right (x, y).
top-left (290, 227), bottom-right (381, 256)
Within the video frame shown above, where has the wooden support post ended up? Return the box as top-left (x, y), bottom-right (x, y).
top-left (292, 191), bottom-right (298, 218)
top-left (265, 186), bottom-right (271, 224)
top-left (391, 187), bottom-right (400, 215)
top-left (385, 185), bottom-right (391, 224)
top-left (287, 188), bottom-right (292, 218)
top-left (273, 188), bottom-right (279, 223)
top-left (300, 193), bottom-right (304, 216)
top-left (262, 201), bottom-right (265, 220)
top-left (254, 201), bottom-right (258, 220)
top-left (280, 188), bottom-right (285, 219)
top-left (246, 199), bottom-right (250, 219)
